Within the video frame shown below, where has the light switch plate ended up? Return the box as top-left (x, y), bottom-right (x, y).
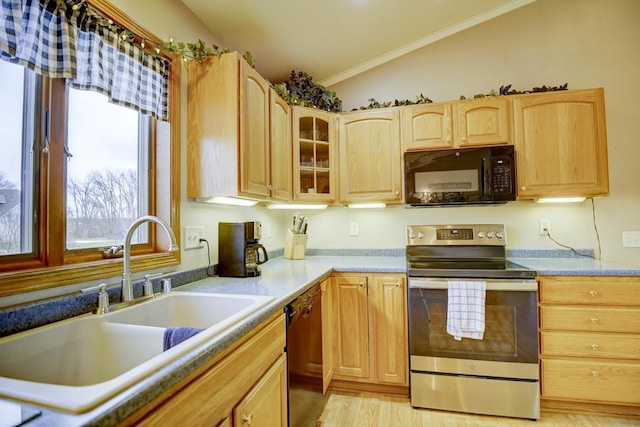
top-left (184, 226), bottom-right (204, 250)
top-left (622, 231), bottom-right (640, 247)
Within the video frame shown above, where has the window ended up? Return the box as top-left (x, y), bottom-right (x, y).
top-left (0, 60), bottom-right (36, 258)
top-left (0, 1), bottom-right (180, 296)
top-left (66, 88), bottom-right (150, 251)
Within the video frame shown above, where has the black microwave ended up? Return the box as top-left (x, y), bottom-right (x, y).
top-left (404, 145), bottom-right (516, 207)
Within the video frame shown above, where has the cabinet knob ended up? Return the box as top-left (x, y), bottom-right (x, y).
top-left (591, 344), bottom-right (599, 350)
top-left (359, 282), bottom-right (365, 287)
top-left (395, 282), bottom-right (400, 288)
top-left (242, 414), bottom-right (253, 425)
top-left (520, 186), bottom-right (527, 191)
top-left (590, 290), bottom-right (598, 297)
top-left (590, 317), bottom-right (599, 323)
top-left (591, 370), bottom-right (600, 377)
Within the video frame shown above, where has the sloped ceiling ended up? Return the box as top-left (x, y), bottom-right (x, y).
top-left (182, 0), bottom-right (535, 86)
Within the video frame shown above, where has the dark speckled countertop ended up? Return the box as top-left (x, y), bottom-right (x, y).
top-left (9, 256), bottom-right (406, 426)
top-left (3, 252), bottom-right (639, 426)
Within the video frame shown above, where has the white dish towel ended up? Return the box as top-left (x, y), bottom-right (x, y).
top-left (446, 280), bottom-right (487, 341)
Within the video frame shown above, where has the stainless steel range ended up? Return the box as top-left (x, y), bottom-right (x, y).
top-left (407, 224), bottom-right (540, 420)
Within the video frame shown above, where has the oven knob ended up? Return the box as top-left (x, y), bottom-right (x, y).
top-left (496, 231), bottom-right (504, 239)
top-left (486, 232), bottom-right (494, 239)
top-left (477, 232), bottom-right (485, 239)
top-left (417, 232), bottom-right (425, 240)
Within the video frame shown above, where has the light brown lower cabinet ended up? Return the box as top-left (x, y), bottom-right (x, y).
top-left (330, 273), bottom-right (408, 389)
top-left (233, 353), bottom-right (288, 426)
top-left (129, 313), bottom-right (287, 426)
top-left (539, 276), bottom-right (640, 416)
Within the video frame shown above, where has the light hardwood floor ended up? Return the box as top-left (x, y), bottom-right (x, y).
top-left (318, 391), bottom-right (639, 426)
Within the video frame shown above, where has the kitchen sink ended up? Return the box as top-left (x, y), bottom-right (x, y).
top-left (0, 292), bottom-right (274, 413)
top-left (103, 292), bottom-right (271, 328)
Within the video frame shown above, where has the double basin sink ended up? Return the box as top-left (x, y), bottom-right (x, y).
top-left (0, 292), bottom-right (274, 413)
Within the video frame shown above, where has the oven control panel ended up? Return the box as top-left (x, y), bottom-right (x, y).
top-left (407, 224), bottom-right (506, 246)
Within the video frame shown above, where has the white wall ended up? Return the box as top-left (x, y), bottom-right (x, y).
top-left (324, 0), bottom-right (640, 265)
top-left (113, 0), bottom-right (640, 267)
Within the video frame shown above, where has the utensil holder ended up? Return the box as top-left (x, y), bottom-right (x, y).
top-left (284, 229), bottom-right (307, 260)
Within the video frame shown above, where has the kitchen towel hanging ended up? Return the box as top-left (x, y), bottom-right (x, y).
top-left (446, 280), bottom-right (486, 340)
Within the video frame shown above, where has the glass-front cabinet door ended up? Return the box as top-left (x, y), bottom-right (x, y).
top-left (292, 107), bottom-right (336, 201)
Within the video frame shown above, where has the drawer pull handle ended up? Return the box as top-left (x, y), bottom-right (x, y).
top-left (590, 317), bottom-right (599, 323)
top-left (592, 370), bottom-right (599, 377)
top-left (242, 414), bottom-right (253, 425)
top-left (591, 344), bottom-right (599, 350)
top-left (590, 290), bottom-right (598, 296)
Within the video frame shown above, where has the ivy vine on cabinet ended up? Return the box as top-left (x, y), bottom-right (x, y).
top-left (292, 107), bottom-right (337, 201)
top-left (513, 88), bottom-right (609, 199)
top-left (186, 51), bottom-right (291, 201)
top-left (338, 108), bottom-right (403, 203)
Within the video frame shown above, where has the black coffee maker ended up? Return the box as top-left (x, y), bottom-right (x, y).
top-left (218, 221), bottom-right (269, 277)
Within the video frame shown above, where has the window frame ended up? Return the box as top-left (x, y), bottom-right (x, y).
top-left (0, 0), bottom-right (181, 297)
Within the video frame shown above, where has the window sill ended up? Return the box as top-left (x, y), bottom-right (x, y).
top-left (0, 253), bottom-right (180, 298)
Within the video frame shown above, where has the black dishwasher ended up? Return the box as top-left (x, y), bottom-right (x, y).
top-left (285, 284), bottom-right (324, 427)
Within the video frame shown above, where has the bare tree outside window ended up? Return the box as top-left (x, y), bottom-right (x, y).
top-left (0, 173), bottom-right (20, 255)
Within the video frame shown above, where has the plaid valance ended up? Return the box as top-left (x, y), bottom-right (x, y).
top-left (0, 0), bottom-right (169, 120)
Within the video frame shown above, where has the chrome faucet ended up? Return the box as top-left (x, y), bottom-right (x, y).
top-left (122, 215), bottom-right (179, 302)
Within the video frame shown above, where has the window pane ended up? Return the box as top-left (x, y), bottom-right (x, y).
top-left (0, 60), bottom-right (35, 256)
top-left (65, 88), bottom-right (149, 250)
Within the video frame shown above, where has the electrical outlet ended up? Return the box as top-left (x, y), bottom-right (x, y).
top-left (539, 219), bottom-right (551, 236)
top-left (623, 231), bottom-right (640, 248)
top-left (350, 222), bottom-right (359, 237)
top-left (184, 226), bottom-right (204, 250)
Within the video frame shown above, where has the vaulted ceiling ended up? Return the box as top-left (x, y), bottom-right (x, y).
top-left (182, 0), bottom-right (535, 86)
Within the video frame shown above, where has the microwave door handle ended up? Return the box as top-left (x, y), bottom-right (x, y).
top-left (482, 157), bottom-right (491, 196)
top-left (409, 278), bottom-right (537, 292)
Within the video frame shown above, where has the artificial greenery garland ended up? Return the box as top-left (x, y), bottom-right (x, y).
top-left (160, 39), bottom-right (567, 113)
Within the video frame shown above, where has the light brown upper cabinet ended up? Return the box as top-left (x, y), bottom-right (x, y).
top-left (338, 108), bottom-right (403, 204)
top-left (187, 52), bottom-right (291, 201)
top-left (453, 97), bottom-right (512, 147)
top-left (513, 88), bottom-right (609, 199)
top-left (402, 102), bottom-right (453, 151)
top-left (402, 97), bottom-right (511, 151)
top-left (292, 107), bottom-right (337, 202)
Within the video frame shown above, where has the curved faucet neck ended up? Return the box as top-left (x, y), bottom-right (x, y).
top-left (122, 215), bottom-right (179, 302)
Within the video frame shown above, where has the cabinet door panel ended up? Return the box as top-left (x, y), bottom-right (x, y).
top-left (321, 278), bottom-right (334, 393)
top-left (541, 306), bottom-right (640, 333)
top-left (542, 359), bottom-right (640, 404)
top-left (540, 276), bottom-right (640, 306)
top-left (454, 98), bottom-right (511, 147)
top-left (541, 331), bottom-right (640, 360)
top-left (234, 354), bottom-right (288, 427)
top-left (269, 89), bottom-right (292, 201)
top-left (514, 88), bottom-right (609, 198)
top-left (333, 275), bottom-right (369, 378)
top-left (240, 65), bottom-right (270, 197)
top-left (370, 275), bottom-right (408, 385)
top-left (402, 103), bottom-right (453, 150)
top-left (339, 109), bottom-right (402, 203)
top-left (292, 107), bottom-right (336, 201)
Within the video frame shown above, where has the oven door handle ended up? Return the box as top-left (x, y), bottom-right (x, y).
top-left (408, 277), bottom-right (537, 291)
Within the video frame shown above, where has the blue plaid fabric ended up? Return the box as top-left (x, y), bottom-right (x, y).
top-left (0, 0), bottom-right (169, 120)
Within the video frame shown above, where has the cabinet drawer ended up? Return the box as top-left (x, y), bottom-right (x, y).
top-left (540, 306), bottom-right (640, 333)
top-left (541, 331), bottom-right (640, 360)
top-left (539, 277), bottom-right (640, 306)
top-left (541, 359), bottom-right (640, 405)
